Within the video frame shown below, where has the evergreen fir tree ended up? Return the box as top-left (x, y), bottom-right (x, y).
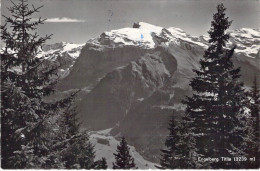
top-left (247, 77), bottom-right (260, 168)
top-left (183, 3), bottom-right (247, 169)
top-left (94, 157), bottom-right (108, 169)
top-left (75, 136), bottom-right (96, 169)
top-left (59, 102), bottom-right (97, 169)
top-left (1, 0), bottom-right (81, 168)
top-left (60, 101), bottom-right (81, 140)
top-left (158, 115), bottom-right (179, 169)
top-left (58, 102), bottom-right (80, 169)
top-left (158, 115), bottom-right (197, 169)
top-left (1, 0), bottom-right (52, 168)
top-left (112, 137), bottom-right (136, 169)
top-left (175, 114), bottom-right (199, 169)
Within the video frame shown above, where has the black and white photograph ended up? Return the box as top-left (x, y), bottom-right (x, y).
top-left (1, 0), bottom-right (259, 169)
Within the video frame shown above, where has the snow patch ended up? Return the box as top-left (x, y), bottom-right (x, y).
top-left (89, 128), bottom-right (156, 169)
top-left (39, 42), bottom-right (84, 59)
top-left (154, 103), bottom-right (185, 111)
top-left (137, 98), bottom-right (144, 102)
top-left (167, 27), bottom-right (207, 48)
top-left (104, 22), bottom-right (163, 48)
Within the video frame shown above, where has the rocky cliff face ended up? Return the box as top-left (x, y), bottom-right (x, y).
top-left (57, 22), bottom-right (259, 162)
top-left (59, 23), bottom-right (164, 90)
top-left (78, 47), bottom-right (177, 130)
top-left (40, 42), bottom-right (84, 78)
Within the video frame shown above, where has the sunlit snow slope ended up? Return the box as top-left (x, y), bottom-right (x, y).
top-left (89, 128), bottom-right (156, 169)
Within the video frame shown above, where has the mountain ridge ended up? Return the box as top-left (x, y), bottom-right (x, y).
top-left (59, 22), bottom-right (259, 91)
top-left (52, 22), bottom-right (259, 163)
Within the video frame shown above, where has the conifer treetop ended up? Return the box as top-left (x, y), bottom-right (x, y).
top-left (2, 0), bottom-right (52, 59)
top-left (112, 137), bottom-right (136, 169)
top-left (208, 3), bottom-right (232, 49)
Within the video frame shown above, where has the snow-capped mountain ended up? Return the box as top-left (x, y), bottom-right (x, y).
top-left (40, 42), bottom-right (85, 59)
top-left (1, 42), bottom-right (84, 78)
top-left (58, 22), bottom-right (259, 163)
top-left (39, 42), bottom-right (85, 78)
top-left (61, 22), bottom-right (259, 89)
top-left (227, 28), bottom-right (260, 58)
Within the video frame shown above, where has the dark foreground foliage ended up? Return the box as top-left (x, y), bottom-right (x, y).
top-left (159, 3), bottom-right (259, 169)
top-left (1, 0), bottom-right (107, 169)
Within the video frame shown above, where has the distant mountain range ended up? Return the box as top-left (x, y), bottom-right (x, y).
top-left (39, 42), bottom-right (84, 78)
top-left (44, 22), bottom-right (259, 163)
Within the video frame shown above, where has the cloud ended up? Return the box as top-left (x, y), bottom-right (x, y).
top-left (45, 17), bottom-right (86, 23)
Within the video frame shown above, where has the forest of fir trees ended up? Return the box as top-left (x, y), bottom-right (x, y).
top-left (158, 3), bottom-right (260, 170)
top-left (1, 0), bottom-right (259, 170)
top-left (0, 0), bottom-right (137, 169)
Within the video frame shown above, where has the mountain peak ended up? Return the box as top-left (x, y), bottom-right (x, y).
top-left (40, 42), bottom-right (85, 59)
top-left (136, 22), bottom-right (163, 32)
top-left (231, 28), bottom-right (260, 38)
top-left (101, 22), bottom-right (163, 48)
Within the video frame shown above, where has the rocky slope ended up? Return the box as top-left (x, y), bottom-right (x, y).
top-left (1, 42), bottom-right (84, 81)
top-left (78, 47), bottom-right (177, 130)
top-left (90, 128), bottom-right (156, 169)
top-left (39, 42), bottom-right (84, 78)
top-left (58, 22), bottom-right (259, 163)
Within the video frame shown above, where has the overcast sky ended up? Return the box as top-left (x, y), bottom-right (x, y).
top-left (2, 0), bottom-right (260, 43)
